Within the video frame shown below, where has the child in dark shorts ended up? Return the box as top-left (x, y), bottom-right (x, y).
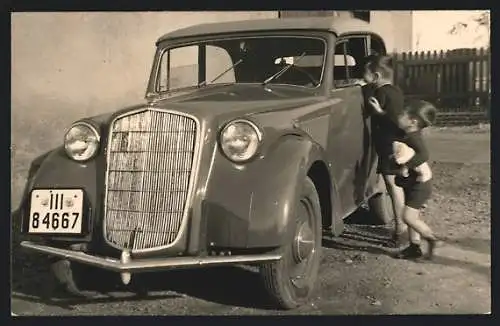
top-left (370, 98), bottom-right (442, 259)
top-left (362, 55), bottom-right (408, 243)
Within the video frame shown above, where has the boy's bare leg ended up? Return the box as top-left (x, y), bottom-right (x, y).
top-left (383, 174), bottom-right (408, 235)
top-left (401, 206), bottom-right (440, 258)
top-left (401, 206), bottom-right (434, 238)
top-left (409, 228), bottom-right (421, 244)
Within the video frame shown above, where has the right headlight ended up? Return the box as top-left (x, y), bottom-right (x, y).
top-left (219, 119), bottom-right (262, 163)
top-left (64, 122), bottom-right (100, 162)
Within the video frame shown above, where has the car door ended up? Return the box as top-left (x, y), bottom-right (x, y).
top-left (326, 35), bottom-right (371, 217)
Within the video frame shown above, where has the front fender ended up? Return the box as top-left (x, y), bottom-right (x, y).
top-left (203, 135), bottom-right (324, 249)
top-left (19, 147), bottom-right (101, 242)
top-left (18, 149), bottom-right (54, 211)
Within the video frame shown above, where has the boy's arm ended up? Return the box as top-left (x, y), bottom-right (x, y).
top-left (367, 90), bottom-right (387, 115)
top-left (404, 134), bottom-right (429, 169)
top-left (414, 162), bottom-right (432, 182)
top-left (377, 87), bottom-right (404, 125)
top-left (393, 141), bottom-right (431, 181)
top-left (368, 97), bottom-right (386, 115)
top-left (392, 141), bottom-right (415, 164)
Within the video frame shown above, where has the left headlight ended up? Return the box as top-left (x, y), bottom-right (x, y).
top-left (220, 119), bottom-right (262, 163)
top-left (64, 122), bottom-right (100, 162)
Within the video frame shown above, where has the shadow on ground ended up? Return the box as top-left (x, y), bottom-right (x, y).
top-left (12, 244), bottom-right (277, 311)
top-left (12, 265), bottom-right (276, 311)
top-left (322, 207), bottom-right (399, 257)
top-left (422, 255), bottom-right (491, 279)
top-left (448, 237), bottom-right (491, 255)
top-left (12, 208), bottom-right (390, 312)
top-left (16, 207), bottom-right (489, 312)
top-left (12, 205), bottom-right (277, 311)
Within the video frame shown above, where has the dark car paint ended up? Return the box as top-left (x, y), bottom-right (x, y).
top-left (156, 17), bottom-right (374, 44)
top-left (20, 29), bottom-right (384, 259)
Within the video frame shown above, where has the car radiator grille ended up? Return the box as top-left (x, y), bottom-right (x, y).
top-left (104, 110), bottom-right (198, 251)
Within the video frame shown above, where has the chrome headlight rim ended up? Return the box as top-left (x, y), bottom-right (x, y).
top-left (219, 118), bottom-right (263, 163)
top-left (63, 121), bottom-right (101, 162)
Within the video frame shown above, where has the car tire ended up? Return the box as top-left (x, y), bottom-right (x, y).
top-left (259, 176), bottom-right (322, 310)
top-left (368, 191), bottom-right (395, 225)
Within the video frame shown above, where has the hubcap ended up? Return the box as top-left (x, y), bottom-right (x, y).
top-left (289, 199), bottom-right (317, 289)
top-left (293, 222), bottom-right (314, 263)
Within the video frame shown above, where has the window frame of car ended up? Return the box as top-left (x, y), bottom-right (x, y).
top-left (332, 32), bottom-right (387, 90)
top-left (145, 31), bottom-right (332, 99)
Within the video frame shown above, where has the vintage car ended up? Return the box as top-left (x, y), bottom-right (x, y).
top-left (18, 16), bottom-right (395, 309)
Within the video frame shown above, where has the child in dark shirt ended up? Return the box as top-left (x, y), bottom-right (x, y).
top-left (370, 98), bottom-right (442, 259)
top-left (362, 55), bottom-right (408, 243)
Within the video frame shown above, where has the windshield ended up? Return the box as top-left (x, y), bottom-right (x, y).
top-left (156, 36), bottom-right (326, 92)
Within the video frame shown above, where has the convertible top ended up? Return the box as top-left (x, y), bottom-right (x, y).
top-left (157, 17), bottom-right (375, 43)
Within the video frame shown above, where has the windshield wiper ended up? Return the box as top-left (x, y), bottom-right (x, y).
top-left (262, 52), bottom-right (307, 86)
top-left (198, 59), bottom-right (244, 87)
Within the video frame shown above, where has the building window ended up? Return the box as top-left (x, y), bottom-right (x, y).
top-left (352, 11), bottom-right (370, 22)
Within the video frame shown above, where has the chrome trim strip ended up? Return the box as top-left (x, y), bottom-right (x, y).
top-left (103, 107), bottom-right (203, 253)
top-left (21, 241), bottom-right (282, 273)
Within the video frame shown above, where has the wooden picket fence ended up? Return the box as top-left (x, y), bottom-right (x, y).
top-left (393, 48), bottom-right (491, 126)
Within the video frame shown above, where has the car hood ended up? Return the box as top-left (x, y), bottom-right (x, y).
top-left (149, 84), bottom-right (325, 117)
top-left (84, 84), bottom-right (329, 128)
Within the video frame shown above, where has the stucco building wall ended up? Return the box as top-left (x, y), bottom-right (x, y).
top-left (11, 11), bottom-right (279, 115)
top-left (12, 11), bottom-right (413, 116)
top-left (280, 10), bottom-right (413, 53)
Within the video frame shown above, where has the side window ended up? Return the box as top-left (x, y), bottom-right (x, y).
top-left (368, 35), bottom-right (387, 56)
top-left (206, 45), bottom-right (235, 83)
top-left (333, 37), bottom-right (368, 88)
top-left (158, 45), bottom-right (199, 91)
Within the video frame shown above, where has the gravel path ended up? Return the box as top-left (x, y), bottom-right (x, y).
top-left (11, 131), bottom-right (491, 316)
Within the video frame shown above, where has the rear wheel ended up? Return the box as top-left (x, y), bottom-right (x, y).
top-left (259, 176), bottom-right (322, 309)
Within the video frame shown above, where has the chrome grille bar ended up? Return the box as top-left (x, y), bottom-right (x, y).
top-left (104, 109), bottom-right (199, 251)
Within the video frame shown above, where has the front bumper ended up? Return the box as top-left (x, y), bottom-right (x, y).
top-left (20, 241), bottom-right (282, 273)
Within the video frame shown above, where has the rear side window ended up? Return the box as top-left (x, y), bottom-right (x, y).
top-left (333, 36), bottom-right (368, 88)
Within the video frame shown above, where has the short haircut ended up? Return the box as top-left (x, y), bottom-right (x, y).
top-left (404, 99), bottom-right (437, 129)
top-left (364, 55), bottom-right (394, 80)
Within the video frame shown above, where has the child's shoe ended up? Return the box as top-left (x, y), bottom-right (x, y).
top-left (394, 243), bottom-right (423, 260)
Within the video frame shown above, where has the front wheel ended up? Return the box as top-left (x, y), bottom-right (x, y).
top-left (259, 176), bottom-right (322, 309)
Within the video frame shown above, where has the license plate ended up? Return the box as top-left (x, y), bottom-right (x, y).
top-left (28, 189), bottom-right (84, 234)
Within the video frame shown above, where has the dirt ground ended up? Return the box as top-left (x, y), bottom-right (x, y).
top-left (10, 124), bottom-right (491, 316)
